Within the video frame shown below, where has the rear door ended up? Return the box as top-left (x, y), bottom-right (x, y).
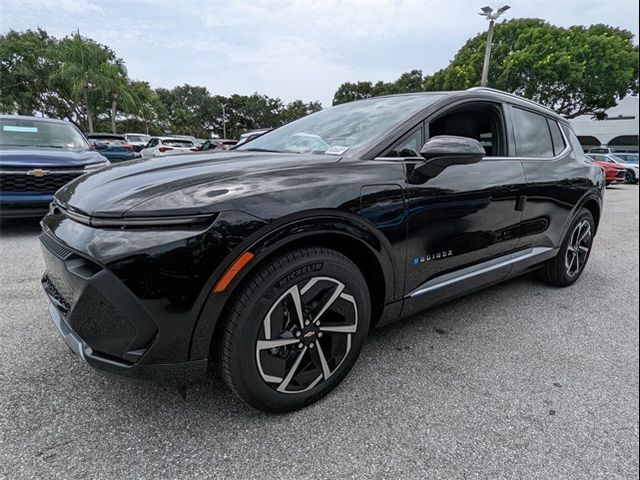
top-left (510, 106), bottom-right (590, 250)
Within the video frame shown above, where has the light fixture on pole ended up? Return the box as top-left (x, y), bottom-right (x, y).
top-left (478, 5), bottom-right (510, 87)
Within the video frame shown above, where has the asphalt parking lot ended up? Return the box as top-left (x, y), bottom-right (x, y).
top-left (1, 186), bottom-right (638, 480)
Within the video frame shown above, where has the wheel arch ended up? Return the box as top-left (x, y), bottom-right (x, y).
top-left (582, 197), bottom-right (601, 233)
top-left (558, 191), bottom-right (602, 247)
top-left (189, 210), bottom-right (398, 363)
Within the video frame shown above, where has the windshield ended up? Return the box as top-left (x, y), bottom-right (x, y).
top-left (0, 118), bottom-right (89, 150)
top-left (236, 94), bottom-right (443, 155)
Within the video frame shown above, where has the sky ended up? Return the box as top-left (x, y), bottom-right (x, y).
top-left (1, 0), bottom-right (639, 106)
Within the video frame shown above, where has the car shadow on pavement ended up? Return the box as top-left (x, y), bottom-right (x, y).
top-left (35, 273), bottom-right (544, 422)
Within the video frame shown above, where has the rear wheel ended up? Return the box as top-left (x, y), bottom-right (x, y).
top-left (219, 247), bottom-right (370, 412)
top-left (536, 209), bottom-right (595, 287)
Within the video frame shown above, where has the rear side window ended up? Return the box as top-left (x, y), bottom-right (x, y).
top-left (548, 120), bottom-right (566, 156)
top-left (561, 124), bottom-right (591, 162)
top-left (511, 107), bottom-right (554, 158)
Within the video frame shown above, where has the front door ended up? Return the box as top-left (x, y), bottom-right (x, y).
top-left (399, 101), bottom-right (526, 316)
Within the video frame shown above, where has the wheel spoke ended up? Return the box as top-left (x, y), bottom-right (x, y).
top-left (289, 285), bottom-right (306, 329)
top-left (574, 252), bottom-right (580, 272)
top-left (578, 246), bottom-right (589, 254)
top-left (277, 347), bottom-right (307, 392)
top-left (256, 338), bottom-right (300, 350)
top-left (310, 282), bottom-right (345, 324)
top-left (315, 341), bottom-right (332, 379)
top-left (579, 225), bottom-right (591, 243)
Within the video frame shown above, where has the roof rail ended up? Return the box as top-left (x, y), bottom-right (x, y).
top-left (466, 86), bottom-right (564, 119)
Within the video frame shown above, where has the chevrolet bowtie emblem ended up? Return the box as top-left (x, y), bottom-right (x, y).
top-left (27, 168), bottom-right (50, 177)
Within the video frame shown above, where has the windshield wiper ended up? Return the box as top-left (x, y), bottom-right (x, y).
top-left (34, 145), bottom-right (65, 148)
top-left (241, 148), bottom-right (286, 153)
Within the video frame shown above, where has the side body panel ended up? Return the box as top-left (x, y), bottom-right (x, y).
top-left (517, 124), bottom-right (604, 251)
top-left (400, 157), bottom-right (526, 318)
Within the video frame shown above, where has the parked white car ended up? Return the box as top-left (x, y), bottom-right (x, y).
top-left (587, 153), bottom-right (639, 183)
top-left (124, 133), bottom-right (151, 152)
top-left (140, 137), bottom-right (196, 158)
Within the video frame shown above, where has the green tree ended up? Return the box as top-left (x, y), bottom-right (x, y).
top-left (124, 81), bottom-right (162, 135)
top-left (280, 99), bottom-right (322, 124)
top-left (333, 70), bottom-right (425, 105)
top-left (0, 29), bottom-right (56, 115)
top-left (425, 19), bottom-right (639, 118)
top-left (332, 81), bottom-right (374, 105)
top-left (155, 84), bottom-right (220, 137)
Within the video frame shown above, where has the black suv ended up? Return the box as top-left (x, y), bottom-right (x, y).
top-left (40, 88), bottom-right (605, 412)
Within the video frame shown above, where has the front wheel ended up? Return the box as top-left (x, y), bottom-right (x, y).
top-left (219, 247), bottom-right (371, 412)
top-left (625, 171), bottom-right (635, 184)
top-left (536, 208), bottom-right (595, 287)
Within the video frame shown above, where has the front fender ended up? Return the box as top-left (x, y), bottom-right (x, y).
top-left (188, 209), bottom-right (399, 361)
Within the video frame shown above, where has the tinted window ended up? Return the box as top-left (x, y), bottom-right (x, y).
top-left (562, 124), bottom-right (591, 162)
top-left (548, 120), bottom-right (565, 155)
top-left (385, 128), bottom-right (423, 157)
top-left (512, 107), bottom-right (554, 158)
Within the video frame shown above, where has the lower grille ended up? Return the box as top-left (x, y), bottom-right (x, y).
top-left (616, 170), bottom-right (626, 178)
top-left (0, 172), bottom-right (82, 193)
top-left (42, 274), bottom-right (71, 314)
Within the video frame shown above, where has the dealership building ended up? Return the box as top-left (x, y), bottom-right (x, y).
top-left (570, 95), bottom-right (639, 152)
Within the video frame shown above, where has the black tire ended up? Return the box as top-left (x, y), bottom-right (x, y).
top-left (625, 171), bottom-right (634, 184)
top-left (536, 208), bottom-right (595, 287)
top-left (220, 247), bottom-right (370, 412)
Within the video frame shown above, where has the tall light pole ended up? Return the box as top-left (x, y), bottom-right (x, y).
top-left (221, 103), bottom-right (228, 139)
top-left (478, 5), bottom-right (510, 87)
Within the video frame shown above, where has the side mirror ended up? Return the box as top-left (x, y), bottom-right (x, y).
top-left (419, 135), bottom-right (485, 167)
top-left (92, 141), bottom-right (108, 150)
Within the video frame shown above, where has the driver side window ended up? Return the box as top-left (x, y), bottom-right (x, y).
top-left (428, 102), bottom-right (506, 157)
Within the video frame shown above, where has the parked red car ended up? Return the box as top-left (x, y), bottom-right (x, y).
top-left (593, 160), bottom-right (626, 185)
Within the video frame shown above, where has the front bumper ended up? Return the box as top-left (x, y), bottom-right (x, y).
top-left (48, 302), bottom-right (207, 382)
top-left (40, 230), bottom-right (208, 383)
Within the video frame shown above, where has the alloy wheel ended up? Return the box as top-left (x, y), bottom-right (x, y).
top-left (565, 219), bottom-right (592, 278)
top-left (255, 276), bottom-right (358, 394)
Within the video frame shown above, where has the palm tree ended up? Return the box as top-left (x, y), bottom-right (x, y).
top-left (51, 32), bottom-right (135, 133)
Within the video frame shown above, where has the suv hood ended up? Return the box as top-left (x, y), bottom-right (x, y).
top-left (0, 147), bottom-right (105, 168)
top-left (55, 151), bottom-right (340, 218)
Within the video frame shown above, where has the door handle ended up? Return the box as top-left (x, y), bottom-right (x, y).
top-left (515, 195), bottom-right (527, 212)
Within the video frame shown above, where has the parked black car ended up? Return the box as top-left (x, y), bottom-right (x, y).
top-left (40, 88), bottom-right (605, 412)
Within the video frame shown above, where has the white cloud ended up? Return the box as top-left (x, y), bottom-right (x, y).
top-left (1, 0), bottom-right (638, 105)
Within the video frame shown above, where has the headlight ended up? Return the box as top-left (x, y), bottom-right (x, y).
top-left (84, 160), bottom-right (110, 171)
